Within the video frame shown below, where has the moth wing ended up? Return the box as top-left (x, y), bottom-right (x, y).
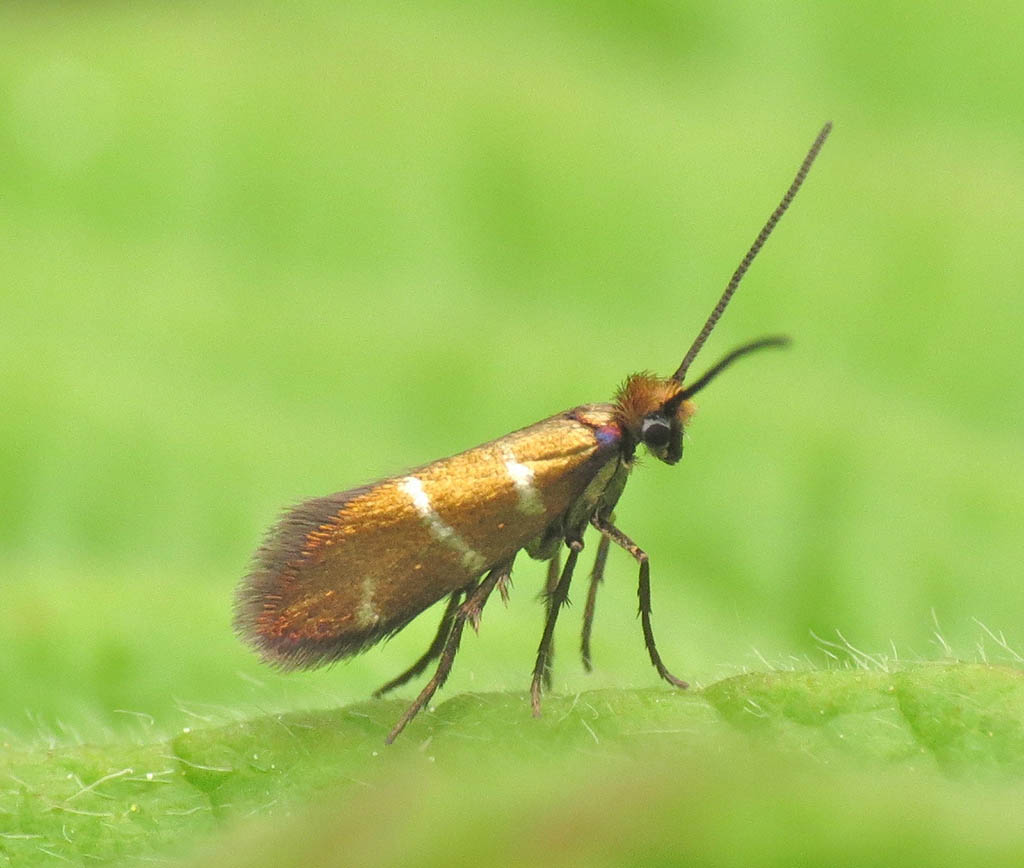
top-left (234, 406), bottom-right (623, 668)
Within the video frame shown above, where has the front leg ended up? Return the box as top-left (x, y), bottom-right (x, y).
top-left (589, 516), bottom-right (688, 689)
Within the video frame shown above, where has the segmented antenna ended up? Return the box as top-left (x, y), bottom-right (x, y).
top-left (672, 122), bottom-right (832, 384)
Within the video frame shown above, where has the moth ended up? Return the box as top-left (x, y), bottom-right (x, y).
top-left (235, 123), bottom-right (831, 742)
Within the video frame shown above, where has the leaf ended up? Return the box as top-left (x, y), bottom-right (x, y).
top-left (4, 664), bottom-right (1024, 865)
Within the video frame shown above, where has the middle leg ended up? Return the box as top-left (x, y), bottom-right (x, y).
top-left (540, 550), bottom-right (561, 689)
top-left (581, 532), bottom-right (610, 672)
top-left (530, 540), bottom-right (581, 715)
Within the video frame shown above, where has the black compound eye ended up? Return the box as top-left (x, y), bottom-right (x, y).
top-left (641, 417), bottom-right (671, 448)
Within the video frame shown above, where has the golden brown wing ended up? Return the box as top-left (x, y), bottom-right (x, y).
top-left (234, 404), bottom-right (624, 668)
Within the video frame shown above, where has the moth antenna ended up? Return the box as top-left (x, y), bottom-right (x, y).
top-left (672, 122), bottom-right (831, 384)
top-left (676, 335), bottom-right (790, 402)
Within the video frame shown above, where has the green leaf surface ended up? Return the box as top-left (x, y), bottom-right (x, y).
top-left (5, 664), bottom-right (1024, 865)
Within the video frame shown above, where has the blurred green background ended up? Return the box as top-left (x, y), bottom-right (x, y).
top-left (2, 0), bottom-right (1022, 752)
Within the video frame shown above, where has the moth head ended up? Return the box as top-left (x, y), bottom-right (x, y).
top-left (615, 375), bottom-right (694, 465)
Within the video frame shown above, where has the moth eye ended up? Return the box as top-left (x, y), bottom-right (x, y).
top-left (641, 418), bottom-right (671, 448)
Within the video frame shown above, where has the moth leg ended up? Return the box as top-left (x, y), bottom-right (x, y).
top-left (373, 590), bottom-right (464, 698)
top-left (581, 532), bottom-right (610, 672)
top-left (589, 516), bottom-right (688, 689)
top-left (530, 540), bottom-right (582, 716)
top-left (496, 569), bottom-right (512, 604)
top-left (541, 550), bottom-right (561, 690)
top-left (385, 562), bottom-right (509, 744)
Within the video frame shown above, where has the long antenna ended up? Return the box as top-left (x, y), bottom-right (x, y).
top-left (672, 122), bottom-right (832, 384)
top-left (678, 335), bottom-right (790, 400)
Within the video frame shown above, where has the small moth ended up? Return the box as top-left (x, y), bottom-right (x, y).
top-left (235, 123), bottom-right (831, 742)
